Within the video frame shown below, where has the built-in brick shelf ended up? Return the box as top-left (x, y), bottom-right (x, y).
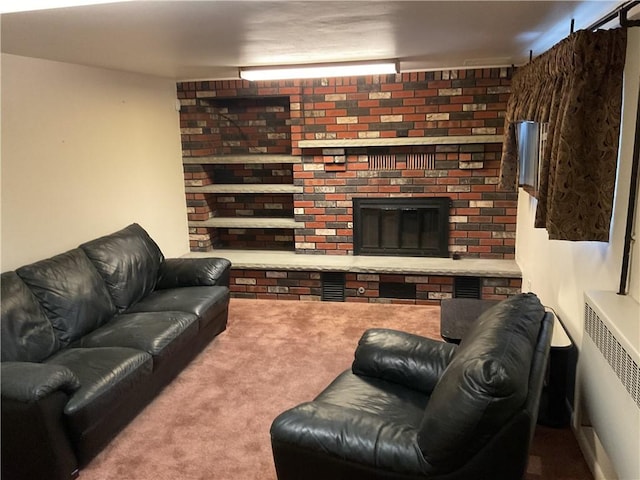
top-left (184, 250), bottom-right (522, 305)
top-left (188, 218), bottom-right (303, 229)
top-left (184, 184), bottom-right (303, 194)
top-left (183, 154), bottom-right (301, 165)
top-left (297, 134), bottom-right (504, 149)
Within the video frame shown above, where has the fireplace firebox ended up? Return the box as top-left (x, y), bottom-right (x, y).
top-left (353, 197), bottom-right (450, 257)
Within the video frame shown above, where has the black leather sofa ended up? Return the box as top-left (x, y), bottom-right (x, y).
top-left (1, 223), bottom-right (231, 480)
top-left (271, 293), bottom-right (554, 480)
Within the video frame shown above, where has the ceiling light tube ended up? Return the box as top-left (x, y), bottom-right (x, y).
top-left (239, 60), bottom-right (399, 81)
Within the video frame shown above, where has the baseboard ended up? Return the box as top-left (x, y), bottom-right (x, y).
top-left (572, 418), bottom-right (618, 480)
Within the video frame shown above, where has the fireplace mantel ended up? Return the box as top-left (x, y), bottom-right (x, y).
top-left (297, 134), bottom-right (504, 149)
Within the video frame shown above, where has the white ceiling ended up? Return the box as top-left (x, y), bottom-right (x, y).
top-left (0, 1), bottom-right (632, 81)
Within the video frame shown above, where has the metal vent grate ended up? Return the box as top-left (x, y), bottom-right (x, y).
top-left (321, 272), bottom-right (345, 302)
top-left (585, 302), bottom-right (640, 408)
top-left (368, 154), bottom-right (396, 170)
top-left (407, 153), bottom-right (436, 170)
top-left (453, 276), bottom-right (481, 299)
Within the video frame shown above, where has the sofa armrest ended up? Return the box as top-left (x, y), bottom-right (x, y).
top-left (1, 362), bottom-right (80, 403)
top-left (2, 363), bottom-right (80, 480)
top-left (156, 257), bottom-right (231, 289)
top-left (352, 328), bottom-right (456, 394)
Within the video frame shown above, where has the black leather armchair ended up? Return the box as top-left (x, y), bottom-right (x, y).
top-left (271, 293), bottom-right (553, 480)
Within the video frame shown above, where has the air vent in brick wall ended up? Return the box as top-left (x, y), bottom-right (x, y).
top-left (454, 276), bottom-right (481, 299)
top-left (321, 272), bottom-right (346, 302)
top-left (407, 153), bottom-right (436, 170)
top-left (369, 155), bottom-right (397, 170)
top-left (367, 153), bottom-right (437, 171)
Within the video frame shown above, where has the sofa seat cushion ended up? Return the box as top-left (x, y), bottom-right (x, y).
top-left (80, 224), bottom-right (164, 313)
top-left (16, 249), bottom-right (116, 347)
top-left (75, 311), bottom-right (198, 364)
top-left (1, 272), bottom-right (60, 362)
top-left (45, 347), bottom-right (152, 433)
top-left (127, 286), bottom-right (229, 329)
top-left (271, 370), bottom-right (429, 475)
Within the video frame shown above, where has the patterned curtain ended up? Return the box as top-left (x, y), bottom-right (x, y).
top-left (500, 28), bottom-right (627, 241)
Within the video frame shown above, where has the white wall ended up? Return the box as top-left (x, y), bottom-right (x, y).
top-left (515, 28), bottom-right (640, 345)
top-left (1, 54), bottom-right (189, 271)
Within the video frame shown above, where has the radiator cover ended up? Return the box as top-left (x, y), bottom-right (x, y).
top-left (580, 290), bottom-right (639, 479)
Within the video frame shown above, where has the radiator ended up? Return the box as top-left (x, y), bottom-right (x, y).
top-left (580, 290), bottom-right (639, 479)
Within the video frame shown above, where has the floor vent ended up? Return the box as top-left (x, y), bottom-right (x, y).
top-left (454, 276), bottom-right (481, 299)
top-left (321, 272), bottom-right (345, 302)
top-left (379, 282), bottom-right (416, 299)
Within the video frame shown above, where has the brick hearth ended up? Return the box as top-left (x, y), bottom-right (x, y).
top-left (186, 249), bottom-right (522, 304)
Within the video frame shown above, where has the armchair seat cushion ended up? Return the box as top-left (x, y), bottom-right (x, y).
top-left (45, 347), bottom-right (152, 432)
top-left (273, 371), bottom-right (429, 476)
top-left (315, 371), bottom-right (429, 424)
top-left (74, 311), bottom-right (198, 364)
top-left (127, 286), bottom-right (230, 329)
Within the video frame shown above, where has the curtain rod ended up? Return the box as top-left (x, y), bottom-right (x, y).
top-left (587, 0), bottom-right (640, 31)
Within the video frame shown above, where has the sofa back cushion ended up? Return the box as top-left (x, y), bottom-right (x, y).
top-left (80, 223), bottom-right (164, 312)
top-left (417, 293), bottom-right (545, 472)
top-left (16, 249), bottom-right (116, 347)
top-left (1, 271), bottom-right (60, 362)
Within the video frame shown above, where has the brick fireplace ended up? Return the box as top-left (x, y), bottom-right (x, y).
top-left (177, 67), bottom-right (517, 261)
top-left (352, 197), bottom-right (450, 257)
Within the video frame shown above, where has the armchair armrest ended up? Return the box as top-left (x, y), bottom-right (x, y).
top-left (1, 362), bottom-right (80, 402)
top-left (352, 328), bottom-right (457, 394)
top-left (156, 257), bottom-right (231, 289)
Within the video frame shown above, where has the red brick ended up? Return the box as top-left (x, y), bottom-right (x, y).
top-left (381, 83), bottom-right (405, 91)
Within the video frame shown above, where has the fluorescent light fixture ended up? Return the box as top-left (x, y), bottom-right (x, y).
top-left (239, 60), bottom-right (399, 81)
top-left (1, 0), bottom-right (131, 13)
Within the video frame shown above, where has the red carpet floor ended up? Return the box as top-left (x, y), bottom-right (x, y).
top-left (80, 298), bottom-right (592, 480)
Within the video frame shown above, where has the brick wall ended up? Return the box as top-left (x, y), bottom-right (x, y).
top-left (177, 68), bottom-right (518, 259)
top-left (290, 69), bottom-right (509, 147)
top-left (230, 269), bottom-right (522, 304)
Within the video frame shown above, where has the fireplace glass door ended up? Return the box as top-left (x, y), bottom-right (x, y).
top-left (354, 197), bottom-right (450, 257)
